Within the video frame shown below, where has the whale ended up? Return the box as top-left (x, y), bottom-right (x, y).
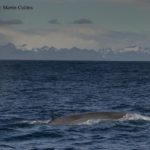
top-left (49, 112), bottom-right (127, 125)
top-left (22, 112), bottom-right (150, 125)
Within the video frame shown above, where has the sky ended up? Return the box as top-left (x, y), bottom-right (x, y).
top-left (0, 0), bottom-right (150, 50)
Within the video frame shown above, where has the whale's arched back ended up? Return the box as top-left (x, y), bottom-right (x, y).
top-left (50, 112), bottom-right (127, 125)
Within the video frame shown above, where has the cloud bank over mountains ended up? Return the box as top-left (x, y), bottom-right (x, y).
top-left (1, 20), bottom-right (150, 61)
top-left (0, 16), bottom-right (150, 60)
top-left (0, 43), bottom-right (150, 61)
top-left (0, 24), bottom-right (150, 51)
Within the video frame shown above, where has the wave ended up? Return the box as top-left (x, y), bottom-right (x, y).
top-left (120, 113), bottom-right (150, 121)
top-left (0, 144), bottom-right (15, 149)
top-left (21, 119), bottom-right (51, 124)
top-left (80, 113), bottom-right (150, 125)
top-left (21, 113), bottom-right (150, 126)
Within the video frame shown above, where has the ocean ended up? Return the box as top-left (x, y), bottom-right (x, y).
top-left (0, 60), bottom-right (150, 150)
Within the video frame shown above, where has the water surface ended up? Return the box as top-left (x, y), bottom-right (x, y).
top-left (0, 61), bottom-right (150, 150)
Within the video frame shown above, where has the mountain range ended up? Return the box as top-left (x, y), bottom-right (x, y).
top-left (0, 43), bottom-right (150, 61)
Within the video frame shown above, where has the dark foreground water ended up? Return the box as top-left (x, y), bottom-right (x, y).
top-left (0, 60), bottom-right (150, 150)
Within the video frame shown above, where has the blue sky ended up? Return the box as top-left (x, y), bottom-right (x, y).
top-left (0, 0), bottom-right (150, 50)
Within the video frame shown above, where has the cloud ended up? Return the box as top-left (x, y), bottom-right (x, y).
top-left (48, 19), bottom-right (60, 24)
top-left (72, 19), bottom-right (93, 24)
top-left (0, 25), bottom-right (106, 49)
top-left (0, 24), bottom-right (150, 50)
top-left (0, 19), bottom-right (23, 26)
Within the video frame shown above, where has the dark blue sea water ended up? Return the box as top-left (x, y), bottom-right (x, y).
top-left (0, 60), bottom-right (150, 150)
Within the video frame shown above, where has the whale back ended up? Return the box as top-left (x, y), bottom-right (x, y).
top-left (50, 112), bottom-right (126, 125)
